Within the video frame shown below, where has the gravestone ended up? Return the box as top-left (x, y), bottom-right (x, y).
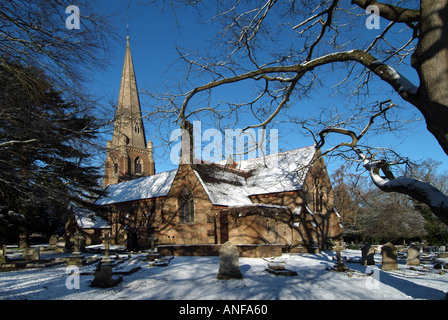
top-left (381, 242), bottom-right (398, 270)
top-left (0, 245), bottom-right (7, 264)
top-left (217, 241), bottom-right (242, 280)
top-left (266, 261), bottom-right (298, 276)
top-left (56, 237), bottom-right (66, 250)
top-left (148, 234), bottom-right (158, 251)
top-left (23, 248), bottom-right (40, 261)
top-left (90, 262), bottom-right (123, 288)
top-left (333, 244), bottom-right (349, 272)
top-left (440, 245), bottom-right (446, 252)
top-left (101, 230), bottom-right (114, 263)
top-left (91, 230), bottom-right (122, 288)
top-left (67, 233), bottom-right (85, 267)
top-left (361, 242), bottom-right (375, 265)
top-left (406, 243), bottom-right (420, 266)
top-left (49, 235), bottom-right (58, 249)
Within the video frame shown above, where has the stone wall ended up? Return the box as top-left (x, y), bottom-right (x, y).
top-left (157, 244), bottom-right (284, 258)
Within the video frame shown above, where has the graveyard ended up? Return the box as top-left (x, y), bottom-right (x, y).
top-left (0, 240), bottom-right (447, 301)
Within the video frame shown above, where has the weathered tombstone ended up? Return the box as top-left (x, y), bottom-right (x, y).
top-left (266, 260), bottom-right (298, 276)
top-left (148, 234), bottom-right (158, 251)
top-left (67, 233), bottom-right (85, 267)
top-left (49, 235), bottom-right (58, 249)
top-left (217, 241), bottom-right (242, 280)
top-left (90, 261), bottom-right (123, 288)
top-left (91, 230), bottom-right (122, 288)
top-left (56, 237), bottom-right (66, 249)
top-left (23, 248), bottom-right (40, 261)
top-left (407, 243), bottom-right (420, 266)
top-left (381, 242), bottom-right (398, 270)
top-left (440, 245), bottom-right (446, 252)
top-left (0, 245), bottom-right (7, 264)
top-left (101, 230), bottom-right (114, 263)
top-left (333, 244), bottom-right (349, 272)
top-left (361, 242), bottom-right (375, 265)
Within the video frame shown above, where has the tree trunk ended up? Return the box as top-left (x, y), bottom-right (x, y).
top-left (413, 0), bottom-right (448, 155)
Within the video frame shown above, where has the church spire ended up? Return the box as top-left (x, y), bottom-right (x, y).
top-left (112, 35), bottom-right (146, 149)
top-left (104, 36), bottom-right (155, 186)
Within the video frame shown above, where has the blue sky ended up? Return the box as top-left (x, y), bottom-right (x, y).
top-left (91, 1), bottom-right (448, 176)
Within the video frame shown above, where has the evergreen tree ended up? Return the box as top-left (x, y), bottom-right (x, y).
top-left (0, 61), bottom-right (106, 244)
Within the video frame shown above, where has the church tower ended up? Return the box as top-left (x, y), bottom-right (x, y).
top-left (104, 36), bottom-right (155, 186)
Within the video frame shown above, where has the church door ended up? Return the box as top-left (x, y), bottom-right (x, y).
top-left (219, 212), bottom-right (229, 243)
top-left (127, 231), bottom-right (138, 251)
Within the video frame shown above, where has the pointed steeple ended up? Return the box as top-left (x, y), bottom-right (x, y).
top-left (104, 36), bottom-right (155, 187)
top-left (112, 35), bottom-right (146, 149)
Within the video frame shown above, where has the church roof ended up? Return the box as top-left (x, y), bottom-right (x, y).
top-left (195, 145), bottom-right (316, 206)
top-left (96, 145), bottom-right (316, 206)
top-left (96, 169), bottom-right (178, 205)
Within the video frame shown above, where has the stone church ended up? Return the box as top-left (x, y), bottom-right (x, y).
top-left (77, 37), bottom-right (343, 254)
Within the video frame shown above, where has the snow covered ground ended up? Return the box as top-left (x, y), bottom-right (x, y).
top-left (0, 249), bottom-right (446, 301)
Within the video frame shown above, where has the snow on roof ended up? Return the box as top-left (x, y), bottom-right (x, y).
top-left (239, 145), bottom-right (316, 195)
top-left (95, 145), bottom-right (317, 207)
top-left (194, 145), bottom-right (316, 206)
top-left (96, 169), bottom-right (177, 205)
top-left (74, 207), bottom-right (110, 229)
top-left (193, 166), bottom-right (252, 206)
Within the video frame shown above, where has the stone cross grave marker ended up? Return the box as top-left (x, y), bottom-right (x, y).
top-left (71, 232), bottom-right (84, 254)
top-left (148, 234), bottom-right (158, 251)
top-left (217, 241), bottom-right (242, 280)
top-left (333, 243), bottom-right (348, 272)
top-left (381, 242), bottom-right (398, 270)
top-left (101, 230), bottom-right (114, 262)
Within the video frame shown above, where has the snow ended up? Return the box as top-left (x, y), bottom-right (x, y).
top-left (1, 249), bottom-right (446, 301)
top-left (193, 145), bottom-right (316, 207)
top-left (94, 146), bottom-right (316, 208)
top-left (241, 145), bottom-right (315, 196)
top-left (74, 207), bottom-right (110, 229)
top-left (193, 168), bottom-right (253, 206)
top-left (96, 169), bottom-right (177, 205)
top-left (371, 60), bottom-right (418, 94)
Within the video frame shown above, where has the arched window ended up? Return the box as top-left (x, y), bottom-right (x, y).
top-left (178, 187), bottom-right (194, 224)
top-left (135, 156), bottom-right (142, 175)
top-left (114, 163), bottom-right (119, 174)
top-left (314, 178), bottom-right (323, 212)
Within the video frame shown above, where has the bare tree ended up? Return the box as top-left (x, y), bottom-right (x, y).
top-left (141, 0), bottom-right (448, 226)
top-left (0, 0), bottom-right (116, 104)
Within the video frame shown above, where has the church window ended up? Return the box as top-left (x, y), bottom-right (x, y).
top-left (114, 163), bottom-right (118, 174)
top-left (178, 187), bottom-right (194, 224)
top-left (135, 156), bottom-right (142, 175)
top-left (314, 178), bottom-right (323, 212)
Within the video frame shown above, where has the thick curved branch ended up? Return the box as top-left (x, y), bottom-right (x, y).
top-left (178, 50), bottom-right (419, 123)
top-left (352, 0), bottom-right (420, 23)
top-left (367, 162), bottom-right (448, 226)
